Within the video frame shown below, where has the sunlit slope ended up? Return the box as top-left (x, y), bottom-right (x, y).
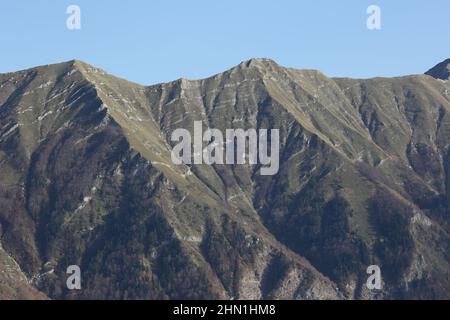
top-left (0, 58), bottom-right (449, 299)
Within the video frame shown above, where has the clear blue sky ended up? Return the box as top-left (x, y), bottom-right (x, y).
top-left (0, 0), bottom-right (449, 85)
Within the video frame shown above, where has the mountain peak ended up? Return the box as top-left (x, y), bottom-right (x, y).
top-left (238, 58), bottom-right (279, 69)
top-left (0, 59), bottom-right (95, 80)
top-left (425, 58), bottom-right (450, 80)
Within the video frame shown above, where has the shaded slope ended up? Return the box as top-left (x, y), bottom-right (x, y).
top-left (0, 58), bottom-right (449, 299)
top-left (426, 59), bottom-right (450, 80)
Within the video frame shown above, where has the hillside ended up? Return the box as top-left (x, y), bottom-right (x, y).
top-left (0, 58), bottom-right (449, 299)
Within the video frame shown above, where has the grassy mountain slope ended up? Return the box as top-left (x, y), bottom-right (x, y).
top-left (0, 58), bottom-right (449, 299)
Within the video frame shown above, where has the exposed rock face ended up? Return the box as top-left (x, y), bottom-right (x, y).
top-left (0, 243), bottom-right (48, 299)
top-left (426, 59), bottom-right (450, 80)
top-left (0, 58), bottom-right (449, 299)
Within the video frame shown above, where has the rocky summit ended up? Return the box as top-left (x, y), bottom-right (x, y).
top-left (0, 58), bottom-right (449, 299)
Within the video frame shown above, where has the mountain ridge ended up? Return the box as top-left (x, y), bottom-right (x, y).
top-left (4, 56), bottom-right (448, 86)
top-left (0, 58), bottom-right (449, 299)
top-left (426, 58), bottom-right (450, 80)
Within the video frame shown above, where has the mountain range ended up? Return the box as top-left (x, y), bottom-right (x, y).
top-left (0, 58), bottom-right (449, 299)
